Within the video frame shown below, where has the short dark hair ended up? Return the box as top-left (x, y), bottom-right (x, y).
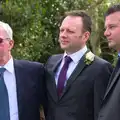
top-left (105, 4), bottom-right (120, 18)
top-left (61, 10), bottom-right (92, 33)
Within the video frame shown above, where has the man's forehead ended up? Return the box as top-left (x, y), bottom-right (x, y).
top-left (63, 16), bottom-right (82, 23)
top-left (105, 16), bottom-right (120, 27)
top-left (0, 26), bottom-right (9, 39)
top-left (60, 16), bottom-right (83, 28)
top-left (105, 12), bottom-right (120, 21)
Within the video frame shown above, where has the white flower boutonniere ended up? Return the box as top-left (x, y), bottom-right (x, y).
top-left (84, 51), bottom-right (95, 65)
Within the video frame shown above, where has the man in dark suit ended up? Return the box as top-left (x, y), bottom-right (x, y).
top-left (45, 11), bottom-right (113, 120)
top-left (0, 21), bottom-right (47, 120)
top-left (98, 4), bottom-right (120, 120)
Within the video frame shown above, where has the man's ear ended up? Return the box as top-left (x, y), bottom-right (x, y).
top-left (9, 40), bottom-right (14, 50)
top-left (83, 31), bottom-right (90, 42)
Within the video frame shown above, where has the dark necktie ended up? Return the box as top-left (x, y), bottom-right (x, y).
top-left (57, 56), bottom-right (72, 96)
top-left (0, 68), bottom-right (10, 120)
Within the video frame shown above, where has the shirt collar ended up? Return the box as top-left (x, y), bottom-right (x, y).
top-left (1, 57), bottom-right (14, 73)
top-left (63, 45), bottom-right (87, 64)
top-left (118, 53), bottom-right (120, 57)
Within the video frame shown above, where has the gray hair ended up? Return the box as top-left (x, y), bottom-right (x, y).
top-left (0, 21), bottom-right (13, 40)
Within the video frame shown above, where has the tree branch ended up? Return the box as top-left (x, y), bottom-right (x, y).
top-left (89, 0), bottom-right (104, 10)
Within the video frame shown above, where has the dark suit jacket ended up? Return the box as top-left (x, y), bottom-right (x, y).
top-left (13, 59), bottom-right (47, 120)
top-left (45, 52), bottom-right (113, 120)
top-left (98, 65), bottom-right (120, 120)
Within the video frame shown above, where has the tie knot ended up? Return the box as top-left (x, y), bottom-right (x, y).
top-left (0, 68), bottom-right (6, 74)
top-left (65, 56), bottom-right (72, 64)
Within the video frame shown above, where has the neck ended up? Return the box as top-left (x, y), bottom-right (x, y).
top-left (65, 45), bottom-right (86, 55)
top-left (0, 54), bottom-right (11, 66)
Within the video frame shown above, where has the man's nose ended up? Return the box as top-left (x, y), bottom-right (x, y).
top-left (60, 31), bottom-right (67, 38)
top-left (104, 28), bottom-right (111, 37)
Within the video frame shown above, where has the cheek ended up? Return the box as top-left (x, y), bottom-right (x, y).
top-left (74, 35), bottom-right (82, 42)
top-left (113, 30), bottom-right (120, 40)
top-left (71, 37), bottom-right (81, 46)
top-left (71, 34), bottom-right (79, 40)
top-left (3, 43), bottom-right (10, 50)
top-left (113, 29), bottom-right (120, 36)
top-left (0, 45), bottom-right (8, 52)
top-left (111, 31), bottom-right (120, 45)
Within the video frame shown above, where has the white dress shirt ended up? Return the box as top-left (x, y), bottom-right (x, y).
top-left (55, 45), bottom-right (87, 86)
top-left (1, 57), bottom-right (19, 120)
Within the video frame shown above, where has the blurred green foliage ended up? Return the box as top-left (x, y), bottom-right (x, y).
top-left (0, 0), bottom-right (118, 64)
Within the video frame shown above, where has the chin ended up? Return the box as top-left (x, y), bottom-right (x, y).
top-left (108, 43), bottom-right (115, 48)
top-left (60, 45), bottom-right (68, 50)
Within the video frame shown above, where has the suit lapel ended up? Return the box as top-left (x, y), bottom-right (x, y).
top-left (47, 56), bottom-right (63, 102)
top-left (52, 57), bottom-right (63, 72)
top-left (14, 60), bottom-right (25, 120)
top-left (103, 68), bottom-right (120, 100)
top-left (60, 54), bottom-right (87, 99)
top-left (47, 71), bottom-right (58, 102)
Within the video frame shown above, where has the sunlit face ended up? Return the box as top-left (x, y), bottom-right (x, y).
top-left (104, 11), bottom-right (120, 51)
top-left (0, 27), bottom-right (14, 58)
top-left (59, 16), bottom-right (90, 54)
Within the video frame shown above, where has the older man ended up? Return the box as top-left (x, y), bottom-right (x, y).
top-left (0, 21), bottom-right (47, 120)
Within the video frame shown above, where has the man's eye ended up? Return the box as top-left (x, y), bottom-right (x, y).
top-left (109, 25), bottom-right (116, 29)
top-left (68, 30), bottom-right (74, 33)
top-left (0, 38), bottom-right (3, 43)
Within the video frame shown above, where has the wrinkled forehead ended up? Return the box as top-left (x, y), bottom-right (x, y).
top-left (0, 26), bottom-right (9, 39)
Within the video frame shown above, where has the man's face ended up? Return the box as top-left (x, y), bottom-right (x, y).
top-left (104, 11), bottom-right (120, 51)
top-left (0, 27), bottom-right (14, 58)
top-left (59, 16), bottom-right (90, 54)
